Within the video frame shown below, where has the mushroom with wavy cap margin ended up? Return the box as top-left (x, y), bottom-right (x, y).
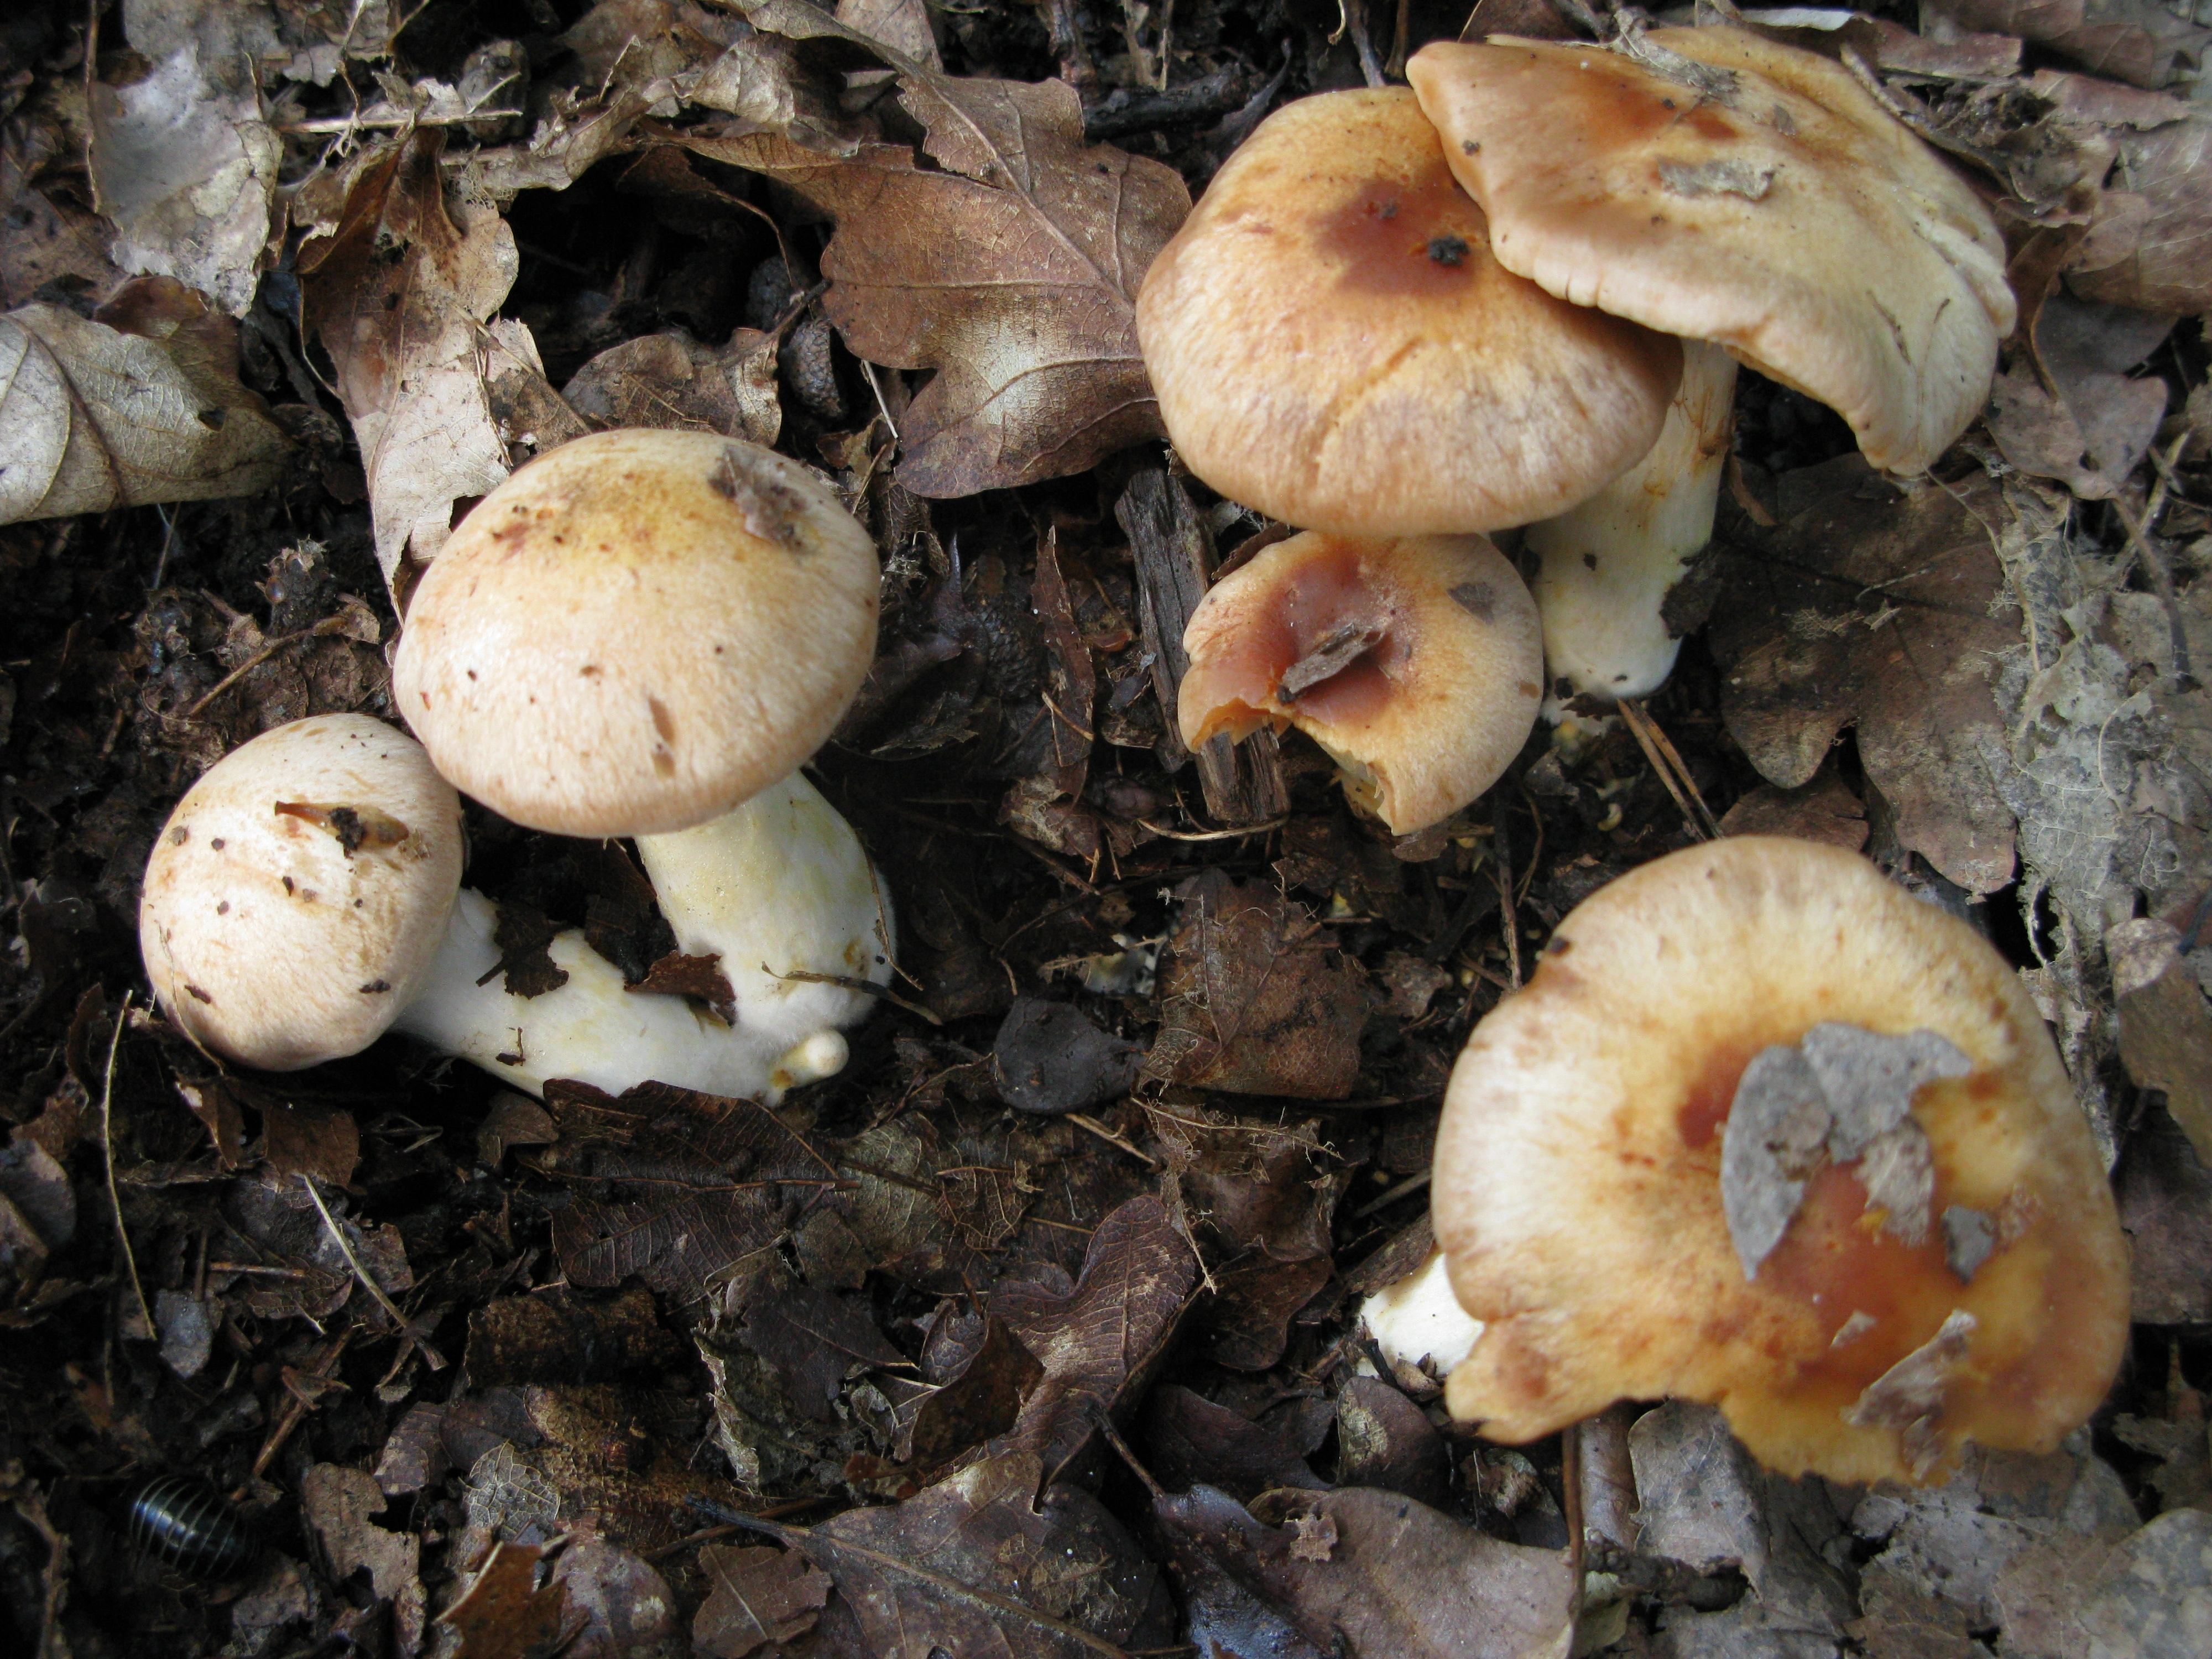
top-left (1430, 837), bottom-right (2126, 1485)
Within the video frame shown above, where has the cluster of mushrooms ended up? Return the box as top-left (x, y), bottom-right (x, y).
top-left (129, 19), bottom-right (2132, 1506)
top-left (138, 431), bottom-right (895, 1105)
top-left (1146, 27), bottom-right (2127, 1484)
top-left (1140, 23), bottom-right (2016, 834)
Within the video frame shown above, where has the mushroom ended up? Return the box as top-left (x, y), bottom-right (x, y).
top-left (139, 715), bottom-right (465, 1073)
top-left (1135, 85), bottom-right (1681, 538)
top-left (393, 428), bottom-right (880, 839)
top-left (390, 426), bottom-right (894, 1069)
top-left (1408, 27), bottom-right (2015, 699)
top-left (140, 716), bottom-right (880, 1102)
top-left (1360, 1246), bottom-right (1485, 1390)
top-left (1178, 530), bottom-right (1543, 833)
top-left (1428, 837), bottom-right (2127, 1485)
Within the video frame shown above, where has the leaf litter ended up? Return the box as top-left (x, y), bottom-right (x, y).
top-left (5, 0), bottom-right (2212, 1656)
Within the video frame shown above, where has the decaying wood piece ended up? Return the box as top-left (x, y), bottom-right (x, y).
top-left (1114, 466), bottom-right (1287, 825)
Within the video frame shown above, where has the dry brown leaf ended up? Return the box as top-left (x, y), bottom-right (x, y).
top-left (561, 330), bottom-right (781, 444)
top-left (298, 132), bottom-right (552, 592)
top-left (547, 1539), bottom-right (682, 1659)
top-left (1150, 1485), bottom-right (1331, 1659)
top-left (260, 1100), bottom-right (359, 1188)
top-left (1924, 0), bottom-right (2211, 88)
top-left (542, 1080), bottom-right (841, 1299)
top-left (691, 60), bottom-right (1187, 495)
top-left (1147, 872), bottom-right (1372, 1096)
top-left (1167, 1485), bottom-right (1575, 1659)
top-left (1987, 294), bottom-right (2171, 499)
top-left (2, 107), bottom-right (126, 310)
top-left (438, 1540), bottom-right (571, 1659)
top-left (695, 1544), bottom-right (831, 1658)
top-left (302, 1464), bottom-right (427, 1657)
top-left (2116, 1105), bottom-right (2212, 1323)
top-left (1709, 458), bottom-right (2020, 893)
top-left (838, 0), bottom-right (942, 66)
top-left (898, 1316), bottom-right (1044, 1469)
top-left (2070, 107), bottom-right (2212, 316)
top-left (87, 0), bottom-right (281, 314)
top-left (0, 279), bottom-right (290, 524)
top-left (1140, 1385), bottom-right (1327, 1502)
top-left (2111, 918), bottom-right (2212, 1163)
top-left (761, 1451), bottom-right (1176, 1659)
top-left (993, 1193), bottom-right (1200, 1479)
top-left (736, 1281), bottom-right (906, 1424)
top-left (1715, 768), bottom-right (1870, 851)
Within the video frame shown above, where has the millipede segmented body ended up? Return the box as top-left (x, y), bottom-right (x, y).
top-left (126, 1475), bottom-right (254, 1579)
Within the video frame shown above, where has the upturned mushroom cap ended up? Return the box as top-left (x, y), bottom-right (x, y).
top-left (1135, 87), bottom-right (1682, 536)
top-left (1433, 838), bottom-right (2127, 1486)
top-left (1408, 28), bottom-right (2015, 473)
top-left (393, 429), bottom-right (879, 837)
top-left (139, 716), bottom-right (465, 1071)
top-left (1179, 531), bottom-right (1543, 833)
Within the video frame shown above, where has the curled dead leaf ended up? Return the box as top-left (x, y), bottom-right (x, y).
top-left (0, 280), bottom-right (289, 524)
top-left (692, 67), bottom-right (1188, 496)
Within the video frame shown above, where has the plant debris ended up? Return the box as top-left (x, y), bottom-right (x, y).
top-left (4, 0), bottom-right (2212, 1655)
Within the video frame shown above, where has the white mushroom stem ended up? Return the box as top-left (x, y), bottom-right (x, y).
top-left (393, 772), bottom-right (892, 1102)
top-left (1359, 1246), bottom-right (1486, 1380)
top-left (1530, 340), bottom-right (1739, 702)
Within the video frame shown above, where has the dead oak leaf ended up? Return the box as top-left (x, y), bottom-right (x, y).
top-left (1709, 457), bottom-right (2019, 893)
top-left (1146, 872), bottom-right (1371, 1097)
top-left (750, 1451), bottom-right (1175, 1659)
top-left (691, 76), bottom-right (1187, 497)
top-left (543, 1079), bottom-right (842, 1300)
top-left (696, 1543), bottom-right (831, 1658)
top-left (992, 1193), bottom-right (1199, 1480)
top-left (1155, 1485), bottom-right (1574, 1659)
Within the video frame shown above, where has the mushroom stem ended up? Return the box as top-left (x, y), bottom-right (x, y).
top-left (1359, 1246), bottom-right (1486, 1382)
top-left (1529, 340), bottom-right (1738, 703)
top-left (392, 773), bottom-right (891, 1103)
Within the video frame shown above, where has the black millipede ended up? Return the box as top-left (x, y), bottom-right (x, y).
top-left (126, 1475), bottom-right (255, 1579)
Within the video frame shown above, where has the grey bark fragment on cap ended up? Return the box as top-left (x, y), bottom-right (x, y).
top-left (1721, 1021), bottom-right (1973, 1278)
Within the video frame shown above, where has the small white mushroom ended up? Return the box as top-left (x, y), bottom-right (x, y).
top-left (140, 718), bottom-right (888, 1103)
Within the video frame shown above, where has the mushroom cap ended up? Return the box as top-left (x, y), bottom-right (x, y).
top-left (1433, 837), bottom-right (2127, 1486)
top-left (1135, 87), bottom-right (1682, 536)
top-left (1179, 530), bottom-right (1543, 833)
top-left (1408, 29), bottom-right (2015, 473)
top-left (138, 716), bottom-right (465, 1071)
top-left (393, 429), bottom-right (880, 837)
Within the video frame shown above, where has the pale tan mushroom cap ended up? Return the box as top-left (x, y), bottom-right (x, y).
top-left (139, 716), bottom-right (465, 1071)
top-left (1135, 88), bottom-right (1682, 536)
top-left (1433, 838), bottom-right (2127, 1486)
top-left (1409, 29), bottom-right (2015, 473)
top-left (393, 430), bottom-right (879, 837)
top-left (1179, 531), bottom-right (1543, 834)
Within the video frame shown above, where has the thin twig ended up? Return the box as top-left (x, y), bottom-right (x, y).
top-left (100, 993), bottom-right (153, 1341)
top-left (1352, 1169), bottom-right (1430, 1220)
top-left (243, 1331), bottom-right (351, 1490)
top-left (182, 619), bottom-right (349, 720)
top-left (2108, 487), bottom-right (2198, 692)
top-left (1067, 1112), bottom-right (1159, 1168)
top-left (298, 1173), bottom-right (448, 1369)
top-left (1493, 802), bottom-right (1522, 990)
top-left (1345, 0), bottom-right (1387, 85)
top-left (1136, 815), bottom-right (1288, 841)
top-left (767, 967), bottom-right (942, 1025)
top-left (1617, 698), bottom-right (1718, 841)
top-left (1619, 698), bottom-right (1722, 838)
